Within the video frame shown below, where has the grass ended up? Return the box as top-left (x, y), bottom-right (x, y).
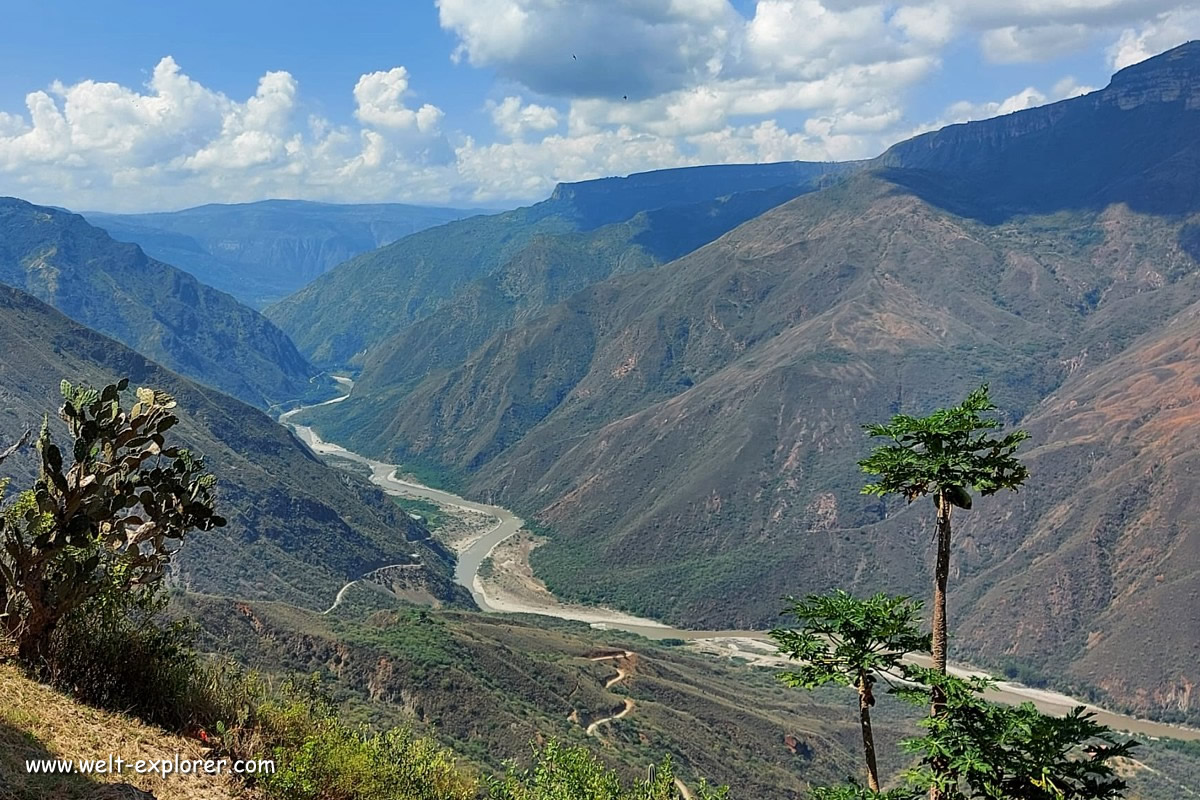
top-left (0, 662), bottom-right (244, 800)
top-left (391, 497), bottom-right (448, 531)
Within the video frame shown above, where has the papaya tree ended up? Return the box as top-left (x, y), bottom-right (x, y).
top-left (859, 386), bottom-right (1027, 683)
top-left (0, 379), bottom-right (225, 663)
top-left (896, 667), bottom-right (1135, 800)
top-left (771, 591), bottom-right (930, 792)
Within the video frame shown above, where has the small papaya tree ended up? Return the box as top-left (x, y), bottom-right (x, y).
top-left (0, 379), bottom-right (225, 663)
top-left (896, 667), bottom-right (1136, 800)
top-left (771, 591), bottom-right (930, 792)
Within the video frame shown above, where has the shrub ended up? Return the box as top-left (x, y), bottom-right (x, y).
top-left (488, 740), bottom-right (728, 800)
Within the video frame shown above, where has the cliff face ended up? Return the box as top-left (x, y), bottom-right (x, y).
top-left (547, 160), bottom-right (862, 230)
top-left (1104, 40), bottom-right (1200, 110)
top-left (880, 41), bottom-right (1200, 220)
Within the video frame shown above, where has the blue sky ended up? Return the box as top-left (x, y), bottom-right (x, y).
top-left (0, 0), bottom-right (1197, 212)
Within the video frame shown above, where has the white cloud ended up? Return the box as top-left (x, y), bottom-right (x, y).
top-left (0, 58), bottom-right (459, 211)
top-left (915, 75), bottom-right (1097, 135)
top-left (0, 1), bottom-right (1197, 212)
top-left (980, 23), bottom-right (1094, 63)
top-left (1108, 7), bottom-right (1200, 69)
top-left (353, 67), bottom-right (445, 133)
top-left (489, 96), bottom-right (560, 139)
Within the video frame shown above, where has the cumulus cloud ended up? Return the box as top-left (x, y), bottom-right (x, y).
top-left (353, 67), bottom-right (445, 133)
top-left (0, 57), bottom-right (456, 211)
top-left (489, 96), bottom-right (560, 139)
top-left (915, 75), bottom-right (1096, 135)
top-left (1109, 7), bottom-right (1200, 69)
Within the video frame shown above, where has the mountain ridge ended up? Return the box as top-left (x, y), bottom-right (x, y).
top-left (0, 284), bottom-right (468, 611)
top-left (0, 197), bottom-right (314, 408)
top-left (86, 199), bottom-right (484, 307)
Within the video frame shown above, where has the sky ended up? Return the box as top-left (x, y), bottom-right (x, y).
top-left (0, 0), bottom-right (1197, 212)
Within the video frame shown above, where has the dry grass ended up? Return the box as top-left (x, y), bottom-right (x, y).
top-left (0, 662), bottom-right (251, 800)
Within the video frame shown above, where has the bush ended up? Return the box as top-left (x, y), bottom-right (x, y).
top-left (488, 740), bottom-right (728, 800)
top-left (255, 694), bottom-right (474, 800)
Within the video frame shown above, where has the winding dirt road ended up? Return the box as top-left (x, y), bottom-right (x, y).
top-left (586, 651), bottom-right (636, 735)
top-left (281, 382), bottom-right (1200, 744)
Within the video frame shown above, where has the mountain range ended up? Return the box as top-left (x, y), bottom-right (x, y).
top-left (0, 198), bottom-right (313, 408)
top-left (86, 199), bottom-right (482, 307)
top-left (286, 41), bottom-right (1200, 722)
top-left (265, 161), bottom-right (855, 365)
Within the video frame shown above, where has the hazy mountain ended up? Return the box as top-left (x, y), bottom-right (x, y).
top-left (0, 198), bottom-right (312, 408)
top-left (0, 284), bottom-right (468, 611)
top-left (86, 199), bottom-right (483, 307)
top-left (265, 162), bottom-right (857, 366)
top-left (298, 44), bottom-right (1200, 721)
top-left (880, 40), bottom-right (1200, 221)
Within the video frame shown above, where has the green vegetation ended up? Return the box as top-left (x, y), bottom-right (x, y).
top-left (772, 592), bottom-right (930, 791)
top-left (488, 741), bottom-right (726, 800)
top-left (897, 668), bottom-right (1134, 799)
top-left (0, 380), bottom-right (224, 661)
top-left (392, 496), bottom-right (447, 530)
top-left (0, 287), bottom-right (469, 613)
top-left (771, 393), bottom-right (1139, 800)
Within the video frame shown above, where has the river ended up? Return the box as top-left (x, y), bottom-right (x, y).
top-left (280, 382), bottom-right (1200, 742)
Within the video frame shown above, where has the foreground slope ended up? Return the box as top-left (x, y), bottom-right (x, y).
top-left (87, 199), bottom-right (482, 307)
top-left (184, 594), bottom-right (917, 800)
top-left (266, 162), bottom-right (855, 366)
top-left (302, 44), bottom-right (1200, 721)
top-left (0, 198), bottom-right (313, 408)
top-left (0, 663), bottom-right (243, 800)
top-left (0, 286), bottom-right (468, 611)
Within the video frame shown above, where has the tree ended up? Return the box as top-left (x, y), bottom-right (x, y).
top-left (859, 385), bottom-right (1028, 684)
top-left (0, 379), bottom-right (225, 662)
top-left (772, 591), bottom-right (930, 792)
top-left (896, 668), bottom-right (1136, 800)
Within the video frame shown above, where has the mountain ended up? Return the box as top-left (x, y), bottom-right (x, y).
top-left (85, 199), bottom-right (483, 307)
top-left (0, 198), bottom-right (313, 408)
top-left (880, 40), bottom-right (1200, 221)
top-left (297, 44), bottom-right (1200, 721)
top-left (0, 284), bottom-right (469, 611)
top-left (265, 162), bottom-right (857, 366)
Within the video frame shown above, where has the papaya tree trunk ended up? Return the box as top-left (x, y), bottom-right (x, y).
top-left (931, 492), bottom-right (953, 676)
top-left (929, 492), bottom-right (954, 800)
top-left (857, 674), bottom-right (880, 792)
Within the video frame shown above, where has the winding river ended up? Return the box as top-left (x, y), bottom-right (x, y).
top-left (281, 380), bottom-right (1200, 743)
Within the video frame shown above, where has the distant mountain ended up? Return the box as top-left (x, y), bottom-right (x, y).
top-left (86, 199), bottom-right (483, 307)
top-left (0, 285), bottom-right (468, 611)
top-left (299, 44), bottom-right (1200, 721)
top-left (0, 198), bottom-right (312, 408)
top-left (880, 40), bottom-right (1200, 220)
top-left (265, 161), bottom-right (857, 366)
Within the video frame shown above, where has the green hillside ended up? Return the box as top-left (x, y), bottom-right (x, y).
top-left (265, 162), bottom-right (855, 366)
top-left (0, 285), bottom-right (469, 611)
top-left (0, 197), bottom-right (313, 408)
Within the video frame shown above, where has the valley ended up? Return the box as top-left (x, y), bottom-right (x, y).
top-left (281, 382), bottom-right (1200, 745)
top-left (2, 25), bottom-right (1200, 800)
